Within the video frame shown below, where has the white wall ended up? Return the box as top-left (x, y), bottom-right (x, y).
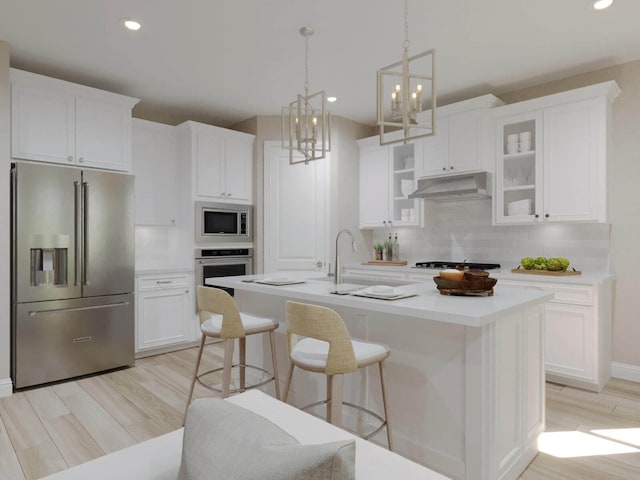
top-left (0, 41), bottom-right (11, 396)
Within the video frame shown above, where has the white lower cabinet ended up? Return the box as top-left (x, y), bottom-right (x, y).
top-left (136, 272), bottom-right (194, 354)
top-left (500, 279), bottom-right (612, 392)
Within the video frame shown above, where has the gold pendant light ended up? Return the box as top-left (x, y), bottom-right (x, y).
top-left (377, 0), bottom-right (436, 145)
top-left (282, 26), bottom-right (332, 165)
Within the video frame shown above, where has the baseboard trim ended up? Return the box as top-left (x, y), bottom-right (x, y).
top-left (611, 362), bottom-right (640, 383)
top-left (0, 377), bottom-right (13, 397)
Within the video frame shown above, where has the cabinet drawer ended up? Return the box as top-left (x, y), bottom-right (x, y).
top-left (547, 285), bottom-right (594, 305)
top-left (137, 274), bottom-right (191, 291)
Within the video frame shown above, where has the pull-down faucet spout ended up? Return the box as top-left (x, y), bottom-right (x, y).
top-left (334, 229), bottom-right (357, 285)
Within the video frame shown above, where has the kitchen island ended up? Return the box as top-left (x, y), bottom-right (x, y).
top-left (207, 272), bottom-right (552, 480)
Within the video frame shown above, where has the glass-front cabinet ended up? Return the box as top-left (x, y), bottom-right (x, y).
top-left (359, 136), bottom-right (423, 228)
top-left (495, 112), bottom-right (543, 224)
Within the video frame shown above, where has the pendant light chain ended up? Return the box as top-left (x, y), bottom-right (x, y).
top-left (403, 0), bottom-right (410, 51)
top-left (304, 31), bottom-right (310, 96)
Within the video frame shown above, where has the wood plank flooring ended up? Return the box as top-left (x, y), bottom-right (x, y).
top-left (1, 345), bottom-right (639, 479)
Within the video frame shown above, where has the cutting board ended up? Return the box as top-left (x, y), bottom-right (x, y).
top-left (362, 260), bottom-right (408, 266)
top-left (511, 268), bottom-right (581, 276)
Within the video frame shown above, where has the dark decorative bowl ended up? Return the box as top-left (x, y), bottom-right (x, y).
top-left (433, 275), bottom-right (497, 296)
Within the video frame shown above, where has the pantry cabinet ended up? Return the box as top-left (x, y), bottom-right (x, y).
top-left (132, 119), bottom-right (179, 226)
top-left (419, 95), bottom-right (504, 178)
top-left (178, 121), bottom-right (254, 204)
top-left (358, 135), bottom-right (423, 229)
top-left (493, 81), bottom-right (620, 225)
top-left (10, 68), bottom-right (139, 172)
top-left (135, 271), bottom-right (194, 353)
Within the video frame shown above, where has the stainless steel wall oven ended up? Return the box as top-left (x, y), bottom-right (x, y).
top-left (194, 248), bottom-right (253, 296)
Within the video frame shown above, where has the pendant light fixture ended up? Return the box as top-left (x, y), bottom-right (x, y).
top-left (377, 0), bottom-right (436, 145)
top-left (282, 26), bottom-right (331, 165)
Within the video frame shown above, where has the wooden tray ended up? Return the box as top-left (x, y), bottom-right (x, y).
top-left (362, 260), bottom-right (408, 266)
top-left (511, 268), bottom-right (581, 276)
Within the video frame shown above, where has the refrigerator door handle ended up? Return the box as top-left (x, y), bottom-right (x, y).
top-left (28, 301), bottom-right (131, 317)
top-left (82, 181), bottom-right (90, 286)
top-left (74, 180), bottom-right (82, 286)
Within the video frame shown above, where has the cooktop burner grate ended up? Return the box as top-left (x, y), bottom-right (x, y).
top-left (413, 261), bottom-right (501, 270)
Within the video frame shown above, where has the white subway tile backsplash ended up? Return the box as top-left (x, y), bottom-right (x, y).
top-left (374, 201), bottom-right (610, 273)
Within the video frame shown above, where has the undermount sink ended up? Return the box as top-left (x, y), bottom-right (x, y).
top-left (309, 275), bottom-right (415, 288)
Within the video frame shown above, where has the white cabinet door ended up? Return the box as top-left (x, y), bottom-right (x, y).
top-left (544, 99), bottom-right (601, 222)
top-left (359, 143), bottom-right (391, 228)
top-left (195, 131), bottom-right (226, 198)
top-left (136, 273), bottom-right (193, 353)
top-left (132, 119), bottom-right (179, 226)
top-left (420, 116), bottom-right (449, 177)
top-left (190, 124), bottom-right (254, 203)
top-left (11, 83), bottom-right (75, 164)
top-left (448, 110), bottom-right (481, 174)
top-left (264, 142), bottom-right (328, 272)
top-left (225, 138), bottom-right (253, 202)
top-left (75, 97), bottom-right (133, 171)
top-left (545, 303), bottom-right (595, 383)
top-left (10, 69), bottom-right (138, 171)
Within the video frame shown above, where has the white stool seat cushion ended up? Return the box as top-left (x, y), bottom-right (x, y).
top-left (291, 338), bottom-right (389, 370)
top-left (201, 312), bottom-right (275, 336)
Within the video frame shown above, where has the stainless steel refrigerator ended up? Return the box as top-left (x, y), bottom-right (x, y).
top-left (11, 162), bottom-right (135, 389)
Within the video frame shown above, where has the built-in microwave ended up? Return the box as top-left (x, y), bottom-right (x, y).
top-left (195, 201), bottom-right (252, 244)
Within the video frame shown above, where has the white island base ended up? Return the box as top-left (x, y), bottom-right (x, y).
top-left (209, 275), bottom-right (552, 480)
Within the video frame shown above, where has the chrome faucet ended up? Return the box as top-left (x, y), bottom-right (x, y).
top-left (334, 229), bottom-right (357, 285)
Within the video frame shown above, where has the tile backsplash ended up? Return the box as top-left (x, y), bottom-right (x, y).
top-left (373, 199), bottom-right (611, 273)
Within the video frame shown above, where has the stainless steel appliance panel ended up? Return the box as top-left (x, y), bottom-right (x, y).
top-left (13, 162), bottom-right (82, 303)
top-left (14, 294), bottom-right (134, 389)
top-left (82, 169), bottom-right (134, 297)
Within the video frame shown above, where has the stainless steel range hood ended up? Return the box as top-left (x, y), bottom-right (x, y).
top-left (408, 172), bottom-right (491, 200)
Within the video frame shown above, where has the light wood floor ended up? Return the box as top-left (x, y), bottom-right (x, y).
top-left (1, 345), bottom-right (640, 479)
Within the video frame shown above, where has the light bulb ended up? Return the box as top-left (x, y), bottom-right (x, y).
top-left (593, 0), bottom-right (613, 10)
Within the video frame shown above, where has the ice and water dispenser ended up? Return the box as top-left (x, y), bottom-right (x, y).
top-left (29, 235), bottom-right (69, 286)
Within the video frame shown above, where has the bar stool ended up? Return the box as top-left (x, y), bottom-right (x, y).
top-left (282, 300), bottom-right (393, 450)
top-left (185, 286), bottom-right (280, 419)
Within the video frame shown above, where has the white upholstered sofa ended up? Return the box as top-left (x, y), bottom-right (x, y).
top-left (42, 390), bottom-right (449, 480)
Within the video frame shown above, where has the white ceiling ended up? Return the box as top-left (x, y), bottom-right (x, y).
top-left (1, 0), bottom-right (639, 128)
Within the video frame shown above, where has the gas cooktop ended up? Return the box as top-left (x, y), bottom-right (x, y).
top-left (413, 261), bottom-right (501, 270)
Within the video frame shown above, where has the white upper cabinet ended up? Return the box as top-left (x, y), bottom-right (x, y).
top-left (132, 119), bottom-right (179, 226)
top-left (10, 69), bottom-right (139, 172)
top-left (358, 136), bottom-right (423, 229)
top-left (419, 95), bottom-right (504, 178)
top-left (493, 81), bottom-right (620, 225)
top-left (178, 121), bottom-right (254, 204)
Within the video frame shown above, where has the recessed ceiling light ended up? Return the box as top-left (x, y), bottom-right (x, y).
top-left (327, 96), bottom-right (337, 103)
top-left (121, 18), bottom-right (141, 31)
top-left (592, 0), bottom-right (613, 10)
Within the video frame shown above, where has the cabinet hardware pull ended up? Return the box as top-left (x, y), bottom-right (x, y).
top-left (78, 157), bottom-right (84, 163)
top-left (545, 214), bottom-right (550, 218)
top-left (156, 280), bottom-right (172, 284)
top-left (442, 167), bottom-right (446, 171)
top-left (67, 156), bottom-right (74, 162)
top-left (450, 166), bottom-right (454, 170)
top-left (534, 214), bottom-right (539, 218)
top-left (29, 301), bottom-right (130, 316)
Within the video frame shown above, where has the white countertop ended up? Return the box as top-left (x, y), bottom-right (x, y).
top-left (346, 263), bottom-right (613, 286)
top-left (207, 271), bottom-right (552, 328)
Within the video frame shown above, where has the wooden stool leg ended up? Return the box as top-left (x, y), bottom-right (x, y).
top-left (268, 330), bottom-right (280, 400)
top-left (239, 337), bottom-right (246, 392)
top-left (184, 334), bottom-right (206, 423)
top-left (328, 374), bottom-right (344, 428)
top-left (221, 338), bottom-right (235, 398)
top-left (379, 360), bottom-right (393, 451)
top-left (283, 363), bottom-right (295, 403)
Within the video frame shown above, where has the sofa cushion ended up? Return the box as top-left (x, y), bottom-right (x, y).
top-left (179, 398), bottom-right (355, 480)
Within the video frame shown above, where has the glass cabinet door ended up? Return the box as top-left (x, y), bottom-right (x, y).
top-left (495, 112), bottom-right (543, 224)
